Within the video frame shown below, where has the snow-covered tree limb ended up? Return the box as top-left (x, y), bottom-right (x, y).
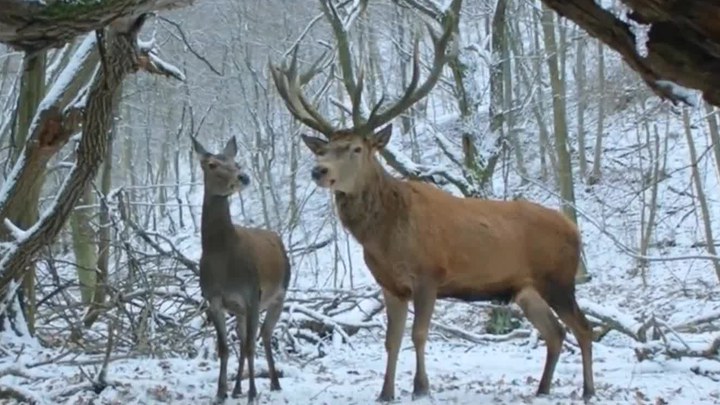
top-left (0, 0), bottom-right (198, 52)
top-left (540, 0), bottom-right (720, 107)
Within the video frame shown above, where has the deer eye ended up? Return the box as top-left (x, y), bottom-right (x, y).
top-left (317, 149), bottom-right (326, 157)
top-left (208, 162), bottom-right (217, 169)
top-left (353, 146), bottom-right (362, 153)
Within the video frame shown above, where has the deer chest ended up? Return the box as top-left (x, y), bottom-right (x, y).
top-left (363, 250), bottom-right (413, 299)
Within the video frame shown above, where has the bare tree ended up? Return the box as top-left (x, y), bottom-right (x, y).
top-left (0, 7), bottom-right (188, 331)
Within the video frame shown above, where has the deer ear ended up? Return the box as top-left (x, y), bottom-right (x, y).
top-left (223, 136), bottom-right (238, 157)
top-left (301, 134), bottom-right (327, 155)
top-left (191, 136), bottom-right (208, 157)
top-left (371, 124), bottom-right (392, 149)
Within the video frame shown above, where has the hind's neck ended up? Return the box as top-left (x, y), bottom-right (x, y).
top-left (201, 193), bottom-right (236, 249)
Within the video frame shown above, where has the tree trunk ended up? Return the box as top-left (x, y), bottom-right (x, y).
top-left (541, 4), bottom-right (589, 282)
top-left (4, 51), bottom-right (46, 335)
top-left (0, 16), bottom-right (156, 319)
top-left (482, 0), bottom-right (508, 192)
top-left (703, 103), bottom-right (720, 184)
top-left (589, 41), bottom-right (605, 185)
top-left (69, 180), bottom-right (98, 305)
top-left (682, 108), bottom-right (720, 281)
top-left (83, 87), bottom-right (120, 328)
top-left (575, 31), bottom-right (588, 180)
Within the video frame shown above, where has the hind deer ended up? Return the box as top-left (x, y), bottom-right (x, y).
top-left (269, 0), bottom-right (594, 401)
top-left (192, 136), bottom-right (291, 404)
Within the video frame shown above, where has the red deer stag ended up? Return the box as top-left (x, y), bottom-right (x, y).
top-left (269, 0), bottom-right (595, 401)
top-left (192, 136), bottom-right (291, 404)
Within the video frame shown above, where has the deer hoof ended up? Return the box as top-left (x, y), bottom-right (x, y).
top-left (412, 378), bottom-right (429, 400)
top-left (377, 391), bottom-right (394, 402)
top-left (411, 390), bottom-right (429, 401)
top-left (212, 394), bottom-right (227, 405)
top-left (270, 380), bottom-right (282, 391)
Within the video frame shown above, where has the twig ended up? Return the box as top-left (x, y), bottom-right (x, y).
top-left (92, 319), bottom-right (116, 393)
top-left (116, 190), bottom-right (199, 274)
top-left (157, 16), bottom-right (223, 76)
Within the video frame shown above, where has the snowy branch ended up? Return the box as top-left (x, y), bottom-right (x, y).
top-left (0, 0), bottom-right (199, 52)
top-left (137, 39), bottom-right (186, 81)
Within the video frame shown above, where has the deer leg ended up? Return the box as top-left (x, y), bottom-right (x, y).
top-left (515, 286), bottom-right (565, 396)
top-left (555, 297), bottom-right (595, 399)
top-left (245, 300), bottom-right (260, 404)
top-left (411, 282), bottom-right (436, 399)
top-left (261, 297), bottom-right (284, 391)
top-left (207, 306), bottom-right (229, 404)
top-left (232, 315), bottom-right (247, 398)
top-left (378, 288), bottom-right (408, 402)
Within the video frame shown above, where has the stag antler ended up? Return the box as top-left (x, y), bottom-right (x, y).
top-left (269, 45), bottom-right (337, 137)
top-left (270, 0), bottom-right (461, 138)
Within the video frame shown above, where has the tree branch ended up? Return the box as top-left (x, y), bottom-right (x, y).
top-left (0, 0), bottom-right (197, 53)
top-left (541, 0), bottom-right (720, 107)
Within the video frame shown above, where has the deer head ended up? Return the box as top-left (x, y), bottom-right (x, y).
top-left (191, 136), bottom-right (251, 197)
top-left (301, 125), bottom-right (392, 193)
top-left (269, 0), bottom-right (460, 195)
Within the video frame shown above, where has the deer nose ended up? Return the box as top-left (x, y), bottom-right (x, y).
top-left (238, 173), bottom-right (250, 186)
top-left (311, 166), bottom-right (328, 180)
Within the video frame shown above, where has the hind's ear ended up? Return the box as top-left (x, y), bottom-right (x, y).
top-left (191, 137), bottom-right (209, 158)
top-left (223, 136), bottom-right (238, 158)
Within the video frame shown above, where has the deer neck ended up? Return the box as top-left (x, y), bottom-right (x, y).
top-left (334, 159), bottom-right (408, 245)
top-left (201, 193), bottom-right (237, 249)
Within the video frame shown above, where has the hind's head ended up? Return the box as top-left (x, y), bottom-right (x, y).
top-left (192, 136), bottom-right (250, 197)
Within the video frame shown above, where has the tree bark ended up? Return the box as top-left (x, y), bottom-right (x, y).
top-left (540, 0), bottom-right (720, 107)
top-left (0, 0), bottom-right (195, 52)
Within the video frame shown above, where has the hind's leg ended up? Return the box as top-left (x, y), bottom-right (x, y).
top-left (232, 315), bottom-right (247, 398)
top-left (515, 286), bottom-right (565, 396)
top-left (261, 296), bottom-right (285, 391)
top-left (207, 305), bottom-right (229, 403)
top-left (556, 297), bottom-right (595, 399)
top-left (245, 302), bottom-right (260, 404)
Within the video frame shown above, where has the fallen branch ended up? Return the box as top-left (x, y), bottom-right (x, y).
top-left (635, 334), bottom-right (720, 362)
top-left (578, 299), bottom-right (647, 342)
top-left (0, 384), bottom-right (45, 405)
top-left (432, 320), bottom-right (531, 343)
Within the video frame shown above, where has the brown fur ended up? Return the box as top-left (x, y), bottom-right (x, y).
top-left (192, 136), bottom-right (290, 405)
top-left (302, 126), bottom-right (595, 401)
top-left (337, 170), bottom-right (581, 304)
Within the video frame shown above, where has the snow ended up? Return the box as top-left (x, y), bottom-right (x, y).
top-left (654, 80), bottom-right (699, 107)
top-left (1, 336), bottom-right (718, 404)
top-left (1, 219), bottom-right (28, 241)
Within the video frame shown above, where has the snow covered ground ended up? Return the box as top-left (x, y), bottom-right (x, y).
top-left (2, 328), bottom-right (719, 404)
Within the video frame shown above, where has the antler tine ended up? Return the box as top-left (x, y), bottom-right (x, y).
top-left (269, 45), bottom-right (337, 138)
top-left (356, 0), bottom-right (462, 136)
top-left (350, 68), bottom-right (365, 127)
